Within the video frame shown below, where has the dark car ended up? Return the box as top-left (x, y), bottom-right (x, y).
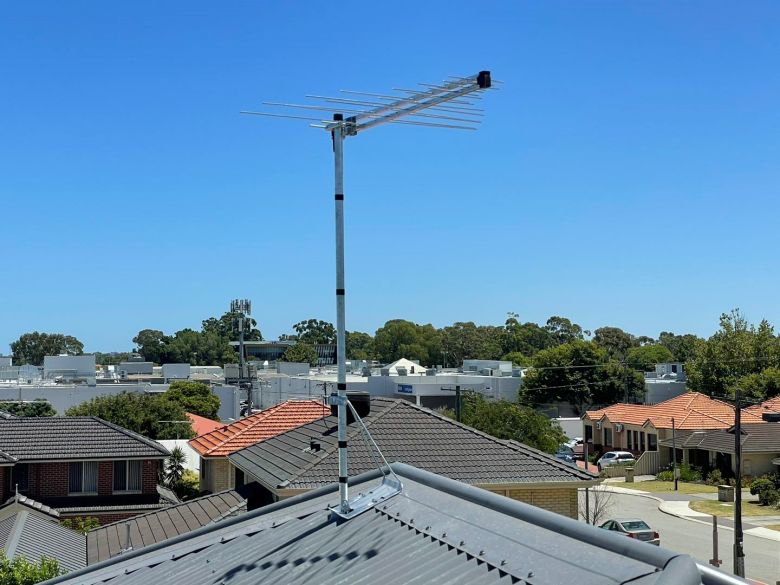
top-left (600, 518), bottom-right (660, 545)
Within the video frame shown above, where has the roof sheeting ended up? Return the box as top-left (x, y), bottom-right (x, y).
top-left (0, 510), bottom-right (85, 572)
top-left (42, 464), bottom-right (704, 585)
top-left (585, 392), bottom-right (764, 430)
top-left (230, 398), bottom-right (594, 491)
top-left (87, 490), bottom-right (246, 565)
top-left (0, 417), bottom-right (169, 461)
top-left (658, 422), bottom-right (780, 454)
top-left (189, 400), bottom-right (330, 457)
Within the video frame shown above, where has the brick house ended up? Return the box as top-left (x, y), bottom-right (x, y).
top-left (0, 415), bottom-right (171, 523)
top-left (189, 400), bottom-right (330, 494)
top-left (229, 398), bottom-right (599, 519)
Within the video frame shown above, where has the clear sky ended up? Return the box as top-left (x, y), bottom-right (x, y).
top-left (2, 1), bottom-right (779, 352)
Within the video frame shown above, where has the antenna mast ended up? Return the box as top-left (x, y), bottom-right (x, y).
top-left (244, 71), bottom-right (497, 516)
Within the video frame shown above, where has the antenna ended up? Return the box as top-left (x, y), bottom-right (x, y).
top-left (230, 299), bottom-right (254, 415)
top-left (243, 71), bottom-right (496, 517)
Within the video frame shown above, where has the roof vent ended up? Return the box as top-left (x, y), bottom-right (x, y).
top-left (309, 440), bottom-right (321, 452)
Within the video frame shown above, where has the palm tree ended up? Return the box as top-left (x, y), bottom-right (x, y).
top-left (165, 446), bottom-right (186, 487)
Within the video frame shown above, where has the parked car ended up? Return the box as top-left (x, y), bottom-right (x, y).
top-left (596, 451), bottom-right (636, 471)
top-left (599, 518), bottom-right (660, 545)
top-left (555, 451), bottom-right (575, 465)
top-left (565, 437), bottom-right (583, 449)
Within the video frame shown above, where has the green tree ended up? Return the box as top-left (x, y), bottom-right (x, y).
top-left (544, 316), bottom-right (585, 345)
top-left (60, 516), bottom-right (100, 535)
top-left (626, 344), bottom-right (674, 372)
top-left (278, 343), bottom-right (318, 366)
top-left (732, 367), bottom-right (780, 402)
top-left (290, 319), bottom-right (336, 345)
top-left (346, 331), bottom-right (375, 360)
top-left (592, 326), bottom-right (636, 360)
top-left (452, 393), bottom-right (567, 453)
top-left (501, 352), bottom-right (530, 367)
top-left (201, 311), bottom-right (262, 342)
top-left (10, 332), bottom-right (84, 366)
top-left (66, 392), bottom-right (195, 440)
top-left (132, 329), bottom-right (169, 364)
top-left (1, 401), bottom-right (56, 417)
top-left (166, 381), bottom-right (220, 419)
top-left (0, 551), bottom-right (63, 584)
top-left (657, 332), bottom-right (703, 363)
top-left (373, 320), bottom-right (442, 365)
top-left (502, 313), bottom-right (556, 357)
top-left (93, 352), bottom-right (134, 366)
top-left (165, 446), bottom-right (186, 487)
top-left (521, 341), bottom-right (643, 413)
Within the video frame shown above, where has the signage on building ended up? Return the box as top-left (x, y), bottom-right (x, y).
top-left (397, 384), bottom-right (413, 394)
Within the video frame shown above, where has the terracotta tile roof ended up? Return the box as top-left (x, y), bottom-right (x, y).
top-left (186, 412), bottom-right (223, 437)
top-left (189, 400), bottom-right (330, 457)
top-left (584, 392), bottom-right (764, 430)
top-left (746, 396), bottom-right (780, 415)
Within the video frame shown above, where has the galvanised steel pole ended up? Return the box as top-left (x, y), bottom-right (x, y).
top-left (733, 388), bottom-right (745, 577)
top-left (332, 114), bottom-right (349, 513)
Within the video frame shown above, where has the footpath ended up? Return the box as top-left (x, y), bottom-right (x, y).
top-left (599, 476), bottom-right (780, 543)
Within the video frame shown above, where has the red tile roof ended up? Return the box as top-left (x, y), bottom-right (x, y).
top-left (189, 400), bottom-right (330, 457)
top-left (584, 392), bottom-right (764, 430)
top-left (746, 396), bottom-right (780, 415)
top-left (186, 413), bottom-right (223, 437)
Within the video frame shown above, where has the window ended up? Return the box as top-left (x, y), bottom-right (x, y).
top-left (69, 461), bottom-right (98, 494)
top-left (604, 427), bottom-right (613, 447)
top-left (9, 464), bottom-right (29, 493)
top-left (640, 432), bottom-right (646, 451)
top-left (585, 425), bottom-right (593, 442)
top-left (648, 434), bottom-right (658, 451)
top-left (113, 460), bottom-right (142, 492)
top-left (671, 364), bottom-right (678, 373)
top-left (627, 431), bottom-right (633, 450)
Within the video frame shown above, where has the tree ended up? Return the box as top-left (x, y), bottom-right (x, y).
top-left (66, 392), bottom-right (195, 440)
top-left (165, 446), bottom-right (186, 487)
top-left (346, 331), bottom-right (375, 360)
top-left (579, 487), bottom-right (615, 525)
top-left (1, 401), bottom-right (56, 417)
top-left (657, 332), bottom-right (703, 363)
top-left (502, 352), bottom-right (530, 367)
top-left (373, 319), bottom-right (442, 365)
top-left (544, 316), bottom-right (584, 345)
top-left (201, 311), bottom-right (262, 342)
top-left (502, 313), bottom-right (556, 357)
top-left (93, 352), bottom-right (134, 366)
top-left (440, 322), bottom-right (505, 366)
top-left (10, 332), bottom-right (84, 366)
top-left (0, 551), bottom-right (63, 584)
top-left (291, 319), bottom-right (336, 345)
top-left (166, 381), bottom-right (220, 420)
top-left (60, 516), bottom-right (100, 535)
top-left (452, 393), bottom-right (568, 453)
top-left (132, 329), bottom-right (169, 364)
top-left (625, 344), bottom-right (674, 372)
top-left (732, 367), bottom-right (780, 402)
top-left (278, 343), bottom-right (318, 366)
top-left (521, 341), bottom-right (644, 413)
top-left (592, 326), bottom-right (636, 360)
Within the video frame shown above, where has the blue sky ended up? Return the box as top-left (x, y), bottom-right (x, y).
top-left (2, 1), bottom-right (779, 352)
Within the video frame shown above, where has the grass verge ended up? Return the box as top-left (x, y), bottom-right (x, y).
top-left (689, 500), bottom-right (779, 517)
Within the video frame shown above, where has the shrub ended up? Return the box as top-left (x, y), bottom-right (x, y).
top-left (706, 469), bottom-right (723, 486)
top-left (656, 470), bottom-right (674, 482)
top-left (678, 463), bottom-right (701, 482)
top-left (750, 478), bottom-right (779, 505)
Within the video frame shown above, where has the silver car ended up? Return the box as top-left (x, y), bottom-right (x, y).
top-left (600, 518), bottom-right (660, 545)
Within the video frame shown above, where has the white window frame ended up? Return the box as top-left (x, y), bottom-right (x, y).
top-left (68, 461), bottom-right (99, 495)
top-left (113, 460), bottom-right (143, 494)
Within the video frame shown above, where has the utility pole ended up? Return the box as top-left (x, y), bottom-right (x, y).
top-left (733, 386), bottom-right (745, 577)
top-left (672, 417), bottom-right (678, 491)
top-left (455, 385), bottom-right (462, 422)
top-left (584, 440), bottom-right (590, 523)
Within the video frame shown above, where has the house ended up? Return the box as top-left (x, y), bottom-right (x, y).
top-left (188, 400), bottom-right (330, 494)
top-left (43, 462), bottom-right (725, 585)
top-left (229, 397), bottom-right (598, 518)
top-left (87, 488), bottom-right (252, 564)
top-left (582, 392), bottom-right (765, 474)
top-left (747, 395), bottom-right (780, 417)
top-left (658, 422), bottom-right (780, 477)
top-left (0, 415), bottom-right (171, 523)
top-left (185, 412), bottom-right (222, 436)
top-left (0, 493), bottom-right (86, 572)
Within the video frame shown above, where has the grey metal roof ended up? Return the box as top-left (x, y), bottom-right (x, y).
top-left (230, 398), bottom-right (595, 491)
top-left (42, 463), bottom-right (712, 585)
top-left (87, 490), bottom-right (247, 565)
top-left (0, 416), bottom-right (169, 461)
top-left (658, 422), bottom-right (780, 454)
top-left (0, 510), bottom-right (86, 572)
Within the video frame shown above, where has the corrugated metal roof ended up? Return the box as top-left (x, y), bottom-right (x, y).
top-left (0, 510), bottom-right (85, 572)
top-left (87, 490), bottom-right (247, 564)
top-left (0, 417), bottom-right (169, 461)
top-left (42, 464), bottom-right (704, 585)
top-left (2, 494), bottom-right (60, 518)
top-left (230, 398), bottom-right (595, 491)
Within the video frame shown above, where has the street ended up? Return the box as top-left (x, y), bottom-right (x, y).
top-left (582, 491), bottom-right (780, 584)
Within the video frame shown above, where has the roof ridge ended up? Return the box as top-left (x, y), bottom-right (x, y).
top-left (89, 417), bottom-right (170, 456)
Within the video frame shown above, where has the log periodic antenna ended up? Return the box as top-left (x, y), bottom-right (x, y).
top-left (242, 70), bottom-right (496, 519)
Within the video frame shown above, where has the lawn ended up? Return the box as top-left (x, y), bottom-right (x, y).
top-left (766, 525), bottom-right (780, 532)
top-left (689, 500), bottom-right (779, 517)
top-left (631, 480), bottom-right (718, 494)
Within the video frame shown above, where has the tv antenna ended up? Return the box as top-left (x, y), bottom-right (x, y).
top-left (231, 299), bottom-right (254, 414)
top-left (243, 71), bottom-right (497, 518)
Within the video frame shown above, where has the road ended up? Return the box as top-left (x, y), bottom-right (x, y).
top-left (582, 491), bottom-right (780, 583)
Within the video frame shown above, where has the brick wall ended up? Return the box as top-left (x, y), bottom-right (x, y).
top-left (32, 462), bottom-right (69, 499)
top-left (98, 462), bottom-right (113, 496)
top-left (203, 458), bottom-right (232, 493)
top-left (142, 460), bottom-right (158, 494)
top-left (485, 486), bottom-right (579, 519)
top-left (0, 467), bottom-right (7, 502)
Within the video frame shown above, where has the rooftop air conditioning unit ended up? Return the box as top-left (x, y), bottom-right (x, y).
top-left (614, 423), bottom-right (624, 432)
top-left (396, 367), bottom-right (408, 376)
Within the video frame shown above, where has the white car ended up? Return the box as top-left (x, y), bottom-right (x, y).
top-left (600, 518), bottom-right (660, 545)
top-left (596, 451), bottom-right (635, 471)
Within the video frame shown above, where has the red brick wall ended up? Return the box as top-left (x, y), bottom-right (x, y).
top-left (0, 467), bottom-right (7, 502)
top-left (142, 460), bottom-right (158, 494)
top-left (33, 462), bottom-right (69, 498)
top-left (98, 462), bottom-right (113, 496)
